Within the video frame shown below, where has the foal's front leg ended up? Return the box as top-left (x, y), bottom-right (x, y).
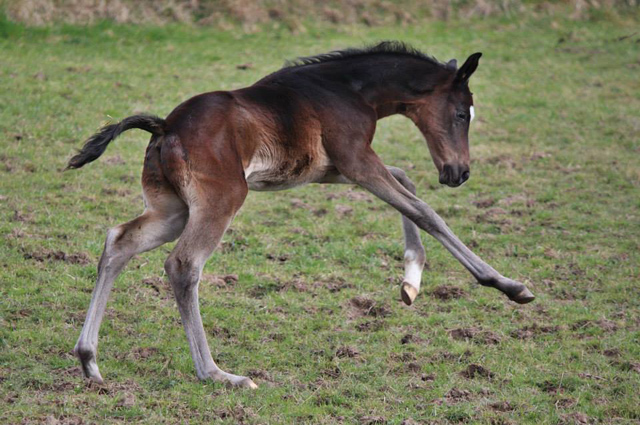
top-left (319, 167), bottom-right (426, 304)
top-left (386, 167), bottom-right (426, 305)
top-left (340, 152), bottom-right (534, 304)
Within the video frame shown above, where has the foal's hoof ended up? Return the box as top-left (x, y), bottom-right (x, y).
top-left (508, 287), bottom-right (535, 304)
top-left (401, 282), bottom-right (418, 306)
top-left (74, 347), bottom-right (104, 384)
top-left (239, 377), bottom-right (259, 389)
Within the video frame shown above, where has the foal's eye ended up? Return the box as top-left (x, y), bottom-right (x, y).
top-left (456, 112), bottom-right (467, 121)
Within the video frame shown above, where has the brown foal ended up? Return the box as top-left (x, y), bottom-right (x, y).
top-left (68, 42), bottom-right (534, 388)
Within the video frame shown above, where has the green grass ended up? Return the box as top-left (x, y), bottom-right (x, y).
top-left (1, 12), bottom-right (639, 425)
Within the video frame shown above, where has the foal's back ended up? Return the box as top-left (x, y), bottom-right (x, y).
top-left (161, 82), bottom-right (338, 191)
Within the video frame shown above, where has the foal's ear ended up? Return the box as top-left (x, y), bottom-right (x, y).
top-left (454, 52), bottom-right (482, 85)
top-left (446, 59), bottom-right (457, 70)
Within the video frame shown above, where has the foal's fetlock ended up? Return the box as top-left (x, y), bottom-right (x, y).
top-left (73, 344), bottom-right (104, 384)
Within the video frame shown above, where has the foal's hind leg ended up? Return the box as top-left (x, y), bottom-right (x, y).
top-left (74, 202), bottom-right (187, 383)
top-left (163, 184), bottom-right (257, 388)
top-left (386, 167), bottom-right (426, 306)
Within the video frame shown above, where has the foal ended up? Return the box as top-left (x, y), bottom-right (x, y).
top-left (68, 42), bottom-right (534, 388)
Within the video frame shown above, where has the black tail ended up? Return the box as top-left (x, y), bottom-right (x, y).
top-left (67, 114), bottom-right (165, 170)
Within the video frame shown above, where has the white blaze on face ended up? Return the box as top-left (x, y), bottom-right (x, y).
top-left (470, 105), bottom-right (475, 122)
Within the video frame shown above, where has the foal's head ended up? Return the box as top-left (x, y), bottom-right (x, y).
top-left (404, 53), bottom-right (482, 188)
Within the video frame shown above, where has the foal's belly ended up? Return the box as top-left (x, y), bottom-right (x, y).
top-left (244, 146), bottom-right (333, 192)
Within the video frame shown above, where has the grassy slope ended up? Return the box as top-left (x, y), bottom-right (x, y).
top-left (1, 13), bottom-right (639, 425)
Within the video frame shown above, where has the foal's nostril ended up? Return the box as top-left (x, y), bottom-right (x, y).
top-left (460, 170), bottom-right (470, 183)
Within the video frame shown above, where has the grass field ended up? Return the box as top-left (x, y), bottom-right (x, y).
top-left (1, 10), bottom-right (639, 425)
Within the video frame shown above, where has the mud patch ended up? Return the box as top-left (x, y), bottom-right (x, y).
top-left (431, 285), bottom-right (466, 300)
top-left (538, 380), bottom-right (564, 395)
top-left (248, 280), bottom-right (283, 298)
top-left (448, 328), bottom-right (501, 345)
top-left (400, 333), bottom-right (426, 345)
top-left (356, 320), bottom-right (384, 332)
top-left (571, 319), bottom-right (618, 333)
top-left (476, 207), bottom-right (511, 225)
top-left (12, 210), bottom-right (34, 222)
top-left (266, 253), bottom-right (289, 262)
top-left (473, 197), bottom-right (496, 209)
top-left (23, 249), bottom-right (91, 265)
top-left (246, 369), bottom-right (276, 386)
top-left (334, 204), bottom-right (354, 216)
top-left (321, 366), bottom-right (341, 379)
top-left (335, 346), bottom-right (360, 358)
top-left (560, 412), bottom-right (590, 424)
top-left (349, 296), bottom-right (391, 318)
top-left (216, 405), bottom-right (258, 422)
top-left (489, 401), bottom-right (514, 412)
top-left (442, 388), bottom-right (473, 404)
top-left (555, 397), bottom-right (577, 409)
top-left (279, 278), bottom-right (310, 293)
top-left (201, 274), bottom-right (238, 288)
top-left (101, 187), bottom-right (132, 196)
top-left (142, 277), bottom-right (172, 298)
top-left (129, 347), bottom-right (158, 360)
top-left (510, 324), bottom-right (560, 339)
top-left (117, 392), bottom-right (136, 408)
top-left (290, 198), bottom-right (311, 209)
top-left (460, 364), bottom-right (494, 379)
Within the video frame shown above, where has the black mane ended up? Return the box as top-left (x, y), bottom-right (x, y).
top-left (285, 41), bottom-right (444, 69)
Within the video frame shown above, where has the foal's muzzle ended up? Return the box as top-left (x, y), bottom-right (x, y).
top-left (439, 163), bottom-right (470, 187)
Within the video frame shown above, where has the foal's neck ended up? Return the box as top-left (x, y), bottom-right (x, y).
top-left (309, 55), bottom-right (451, 119)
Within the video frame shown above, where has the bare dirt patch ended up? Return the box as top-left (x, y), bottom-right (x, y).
top-left (142, 277), bottom-right (172, 298)
top-left (129, 347), bottom-right (158, 360)
top-left (278, 278), bottom-right (311, 293)
top-left (349, 296), bottom-right (392, 318)
top-left (473, 197), bottom-right (496, 208)
top-left (23, 249), bottom-right (91, 265)
top-left (400, 333), bottom-right (426, 345)
top-left (560, 412), bottom-right (590, 424)
top-left (489, 401), bottom-right (514, 412)
top-left (571, 319), bottom-right (618, 333)
top-left (443, 388), bottom-right (473, 404)
top-left (510, 324), bottom-right (560, 339)
top-left (448, 327), bottom-right (501, 345)
top-left (335, 346), bottom-right (360, 358)
top-left (335, 204), bottom-right (354, 216)
top-left (356, 320), bottom-right (385, 332)
top-left (431, 285), bottom-right (466, 300)
top-left (101, 187), bottom-right (132, 197)
top-left (12, 209), bottom-right (34, 222)
top-left (460, 364), bottom-right (494, 379)
top-left (201, 274), bottom-right (238, 288)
